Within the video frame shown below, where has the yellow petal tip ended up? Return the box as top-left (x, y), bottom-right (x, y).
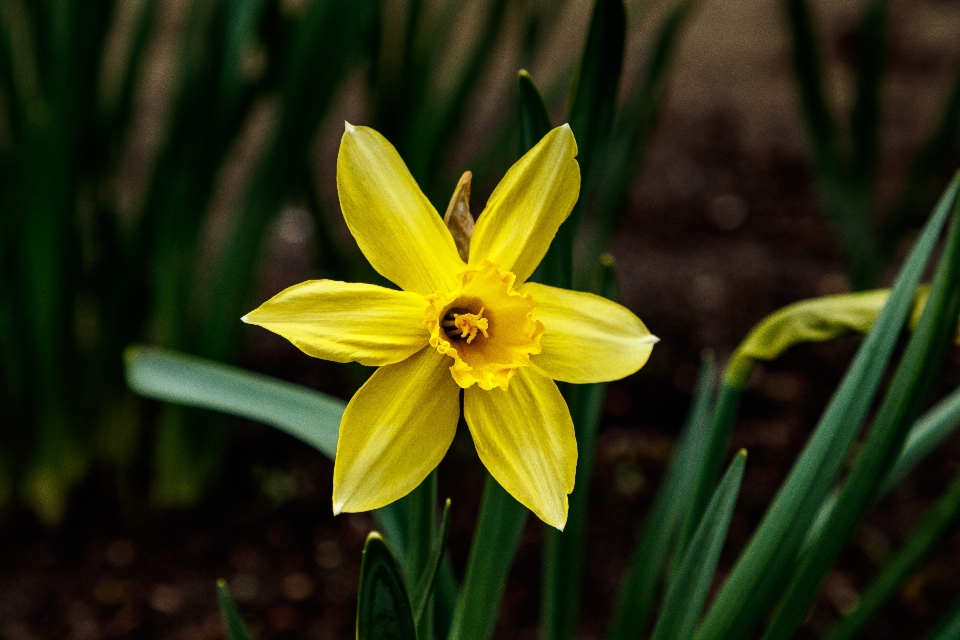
top-left (344, 121), bottom-right (356, 134)
top-left (240, 314), bottom-right (250, 323)
top-left (332, 501), bottom-right (343, 516)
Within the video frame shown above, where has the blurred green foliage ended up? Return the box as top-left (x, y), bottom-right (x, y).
top-left (0, 0), bottom-right (692, 523)
top-left (785, 0), bottom-right (960, 290)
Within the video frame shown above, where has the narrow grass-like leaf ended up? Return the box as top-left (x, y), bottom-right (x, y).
top-left (886, 385), bottom-right (960, 491)
top-left (849, 0), bottom-right (887, 180)
top-left (519, 70), bottom-right (567, 289)
top-left (784, 0), bottom-right (835, 165)
top-left (608, 352), bottom-right (716, 640)
top-left (578, 0), bottom-right (695, 288)
top-left (925, 593), bottom-right (960, 640)
top-left (125, 345), bottom-right (341, 457)
top-left (650, 450), bottom-right (747, 640)
top-left (408, 471), bottom-right (438, 639)
top-left (448, 477), bottom-right (527, 640)
top-left (413, 498), bottom-right (452, 626)
top-left (540, 256), bottom-right (619, 640)
top-left (518, 70), bottom-right (552, 159)
top-left (358, 532), bottom-right (417, 640)
top-left (826, 467), bottom-right (960, 640)
top-left (884, 61), bottom-right (960, 248)
top-left (695, 173), bottom-right (960, 640)
top-left (216, 579), bottom-right (252, 640)
top-left (675, 381), bottom-right (742, 566)
top-left (804, 383), bottom-right (960, 556)
top-left (567, 0), bottom-right (625, 183)
top-left (760, 177), bottom-right (960, 640)
top-left (122, 345), bottom-right (406, 550)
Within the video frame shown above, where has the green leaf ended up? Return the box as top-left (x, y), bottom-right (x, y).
top-left (447, 477), bottom-right (527, 640)
top-left (848, 0), bottom-right (887, 180)
top-left (784, 0), bottom-right (835, 165)
top-left (695, 172), bottom-right (960, 640)
top-left (125, 345), bottom-right (342, 457)
top-left (540, 254), bottom-right (620, 640)
top-left (803, 382), bottom-right (960, 556)
top-left (885, 60), bottom-right (960, 248)
top-left (674, 382), bottom-right (742, 565)
top-left (577, 0), bottom-right (695, 288)
top-left (925, 593), bottom-right (960, 640)
top-left (567, 0), bottom-right (625, 181)
top-left (413, 498), bottom-right (452, 626)
top-left (358, 532), bottom-right (417, 640)
top-left (760, 171), bottom-right (960, 640)
top-left (518, 70), bottom-right (552, 157)
top-left (724, 289), bottom-right (895, 388)
top-left (650, 450), bottom-right (747, 640)
top-left (519, 70), bottom-right (568, 290)
top-left (216, 579), bottom-right (252, 640)
top-left (886, 384), bottom-right (960, 491)
top-left (608, 351), bottom-right (716, 640)
top-left (826, 467), bottom-right (960, 640)
top-left (122, 344), bottom-right (405, 551)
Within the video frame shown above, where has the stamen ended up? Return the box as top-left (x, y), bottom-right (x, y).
top-left (441, 307), bottom-right (489, 343)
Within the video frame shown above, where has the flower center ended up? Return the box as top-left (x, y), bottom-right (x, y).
top-left (441, 307), bottom-right (489, 344)
top-left (424, 261), bottom-right (544, 390)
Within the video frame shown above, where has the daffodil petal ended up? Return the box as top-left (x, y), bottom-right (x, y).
top-left (463, 368), bottom-right (576, 530)
top-left (333, 347), bottom-right (460, 514)
top-left (242, 280), bottom-right (429, 366)
top-left (337, 124), bottom-right (464, 294)
top-left (469, 124), bottom-right (580, 282)
top-left (520, 283), bottom-right (657, 383)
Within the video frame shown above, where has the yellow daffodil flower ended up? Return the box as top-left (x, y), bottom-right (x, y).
top-left (242, 123), bottom-right (657, 529)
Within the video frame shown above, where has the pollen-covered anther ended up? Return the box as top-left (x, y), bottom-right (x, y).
top-left (451, 307), bottom-right (489, 343)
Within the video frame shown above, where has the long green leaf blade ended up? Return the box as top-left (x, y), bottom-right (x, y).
top-left (567, 0), bottom-right (625, 182)
top-left (827, 467), bottom-right (960, 640)
top-left (608, 352), bottom-right (716, 640)
top-left (650, 450), bottom-right (747, 640)
top-left (760, 175), bottom-right (960, 640)
top-left (358, 532), bottom-right (417, 640)
top-left (216, 579), bottom-right (253, 640)
top-left (125, 344), bottom-right (341, 457)
top-left (122, 345), bottom-right (406, 551)
top-left (695, 172), bottom-right (960, 640)
top-left (448, 478), bottom-right (527, 640)
top-left (413, 498), bottom-right (452, 626)
top-left (924, 593), bottom-right (960, 640)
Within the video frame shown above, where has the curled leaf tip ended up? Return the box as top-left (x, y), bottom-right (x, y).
top-left (519, 68), bottom-right (531, 78)
top-left (738, 448), bottom-right (748, 458)
top-left (216, 578), bottom-right (227, 588)
top-left (600, 252), bottom-right (616, 267)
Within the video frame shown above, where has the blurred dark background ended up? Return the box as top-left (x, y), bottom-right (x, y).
top-left (2, 0), bottom-right (960, 638)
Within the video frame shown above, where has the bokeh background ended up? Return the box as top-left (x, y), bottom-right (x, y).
top-left (2, 0), bottom-right (960, 637)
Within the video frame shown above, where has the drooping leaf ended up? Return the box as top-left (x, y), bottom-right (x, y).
top-left (695, 172), bottom-right (960, 640)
